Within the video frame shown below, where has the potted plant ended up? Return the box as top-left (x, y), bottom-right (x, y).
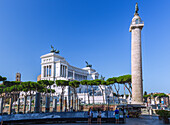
top-left (155, 110), bottom-right (170, 124)
top-left (155, 110), bottom-right (162, 120)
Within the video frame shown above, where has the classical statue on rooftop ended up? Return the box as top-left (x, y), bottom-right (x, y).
top-left (85, 61), bottom-right (92, 68)
top-left (135, 3), bottom-right (139, 14)
top-left (100, 75), bottom-right (105, 81)
top-left (51, 45), bottom-right (60, 54)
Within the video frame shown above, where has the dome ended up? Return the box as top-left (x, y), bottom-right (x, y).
top-left (37, 74), bottom-right (41, 81)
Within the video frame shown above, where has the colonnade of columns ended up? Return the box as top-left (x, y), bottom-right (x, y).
top-left (60, 65), bottom-right (67, 78)
top-left (43, 65), bottom-right (52, 77)
top-left (0, 93), bottom-right (81, 115)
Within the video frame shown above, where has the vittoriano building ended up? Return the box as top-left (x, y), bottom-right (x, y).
top-left (40, 50), bottom-right (99, 82)
top-left (40, 47), bottom-right (99, 99)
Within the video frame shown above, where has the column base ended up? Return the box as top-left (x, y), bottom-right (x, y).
top-left (132, 101), bottom-right (144, 105)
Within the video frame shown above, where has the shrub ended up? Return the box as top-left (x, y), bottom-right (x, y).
top-left (155, 110), bottom-right (170, 119)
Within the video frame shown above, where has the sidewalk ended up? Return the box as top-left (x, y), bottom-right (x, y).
top-left (29, 116), bottom-right (165, 125)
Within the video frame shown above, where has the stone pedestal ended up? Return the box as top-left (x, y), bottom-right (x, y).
top-left (45, 95), bottom-right (50, 113)
top-left (149, 107), bottom-right (153, 115)
top-left (0, 98), bottom-right (3, 114)
top-left (34, 92), bottom-right (41, 113)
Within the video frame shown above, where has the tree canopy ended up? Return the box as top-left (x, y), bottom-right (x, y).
top-left (0, 74), bottom-right (132, 98)
top-left (0, 75), bottom-right (7, 82)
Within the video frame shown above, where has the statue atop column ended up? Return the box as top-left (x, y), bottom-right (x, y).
top-left (85, 61), bottom-right (92, 68)
top-left (135, 3), bottom-right (139, 14)
top-left (51, 45), bottom-right (59, 54)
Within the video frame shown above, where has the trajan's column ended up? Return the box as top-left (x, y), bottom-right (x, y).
top-left (129, 3), bottom-right (144, 104)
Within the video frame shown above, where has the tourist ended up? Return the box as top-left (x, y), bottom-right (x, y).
top-left (88, 107), bottom-right (92, 124)
top-left (115, 108), bottom-right (119, 124)
top-left (0, 115), bottom-right (3, 125)
top-left (97, 109), bottom-right (102, 124)
top-left (70, 106), bottom-right (73, 112)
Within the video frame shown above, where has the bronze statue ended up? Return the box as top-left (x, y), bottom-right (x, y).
top-left (51, 45), bottom-right (59, 54)
top-left (100, 75), bottom-right (105, 81)
top-left (85, 61), bottom-right (92, 68)
top-left (135, 3), bottom-right (139, 14)
top-left (55, 50), bottom-right (59, 54)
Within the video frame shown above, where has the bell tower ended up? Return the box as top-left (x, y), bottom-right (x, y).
top-left (16, 72), bottom-right (21, 82)
top-left (129, 3), bottom-right (144, 104)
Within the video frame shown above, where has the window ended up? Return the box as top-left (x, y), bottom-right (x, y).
top-left (47, 66), bottom-right (49, 76)
top-left (135, 19), bottom-right (139, 24)
top-left (44, 66), bottom-right (46, 77)
top-left (49, 65), bottom-right (51, 76)
top-left (60, 65), bottom-right (62, 76)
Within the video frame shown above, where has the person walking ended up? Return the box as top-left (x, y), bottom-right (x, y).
top-left (88, 107), bottom-right (92, 124)
top-left (115, 108), bottom-right (119, 124)
top-left (97, 109), bottom-right (102, 124)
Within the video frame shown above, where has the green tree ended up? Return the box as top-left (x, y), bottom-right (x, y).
top-left (87, 80), bottom-right (97, 105)
top-left (0, 76), bottom-right (7, 82)
top-left (56, 80), bottom-right (69, 98)
top-left (144, 91), bottom-right (147, 96)
top-left (69, 80), bottom-right (80, 99)
top-left (94, 79), bottom-right (107, 104)
top-left (107, 77), bottom-right (120, 97)
top-left (38, 80), bottom-right (54, 94)
top-left (121, 75), bottom-right (132, 97)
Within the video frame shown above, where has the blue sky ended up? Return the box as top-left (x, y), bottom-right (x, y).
top-left (0, 0), bottom-right (170, 94)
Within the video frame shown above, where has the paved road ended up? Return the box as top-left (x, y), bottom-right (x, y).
top-left (12, 116), bottom-right (166, 125)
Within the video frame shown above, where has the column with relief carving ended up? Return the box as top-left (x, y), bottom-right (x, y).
top-left (129, 3), bottom-right (144, 104)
